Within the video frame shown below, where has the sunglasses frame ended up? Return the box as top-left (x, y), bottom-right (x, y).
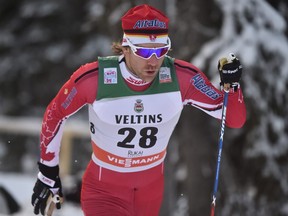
top-left (125, 37), bottom-right (171, 60)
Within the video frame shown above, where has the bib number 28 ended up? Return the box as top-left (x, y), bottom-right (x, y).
top-left (117, 127), bottom-right (158, 149)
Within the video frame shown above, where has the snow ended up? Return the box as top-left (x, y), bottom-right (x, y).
top-left (0, 173), bottom-right (83, 216)
top-left (20, 1), bottom-right (59, 18)
top-left (191, 0), bottom-right (288, 215)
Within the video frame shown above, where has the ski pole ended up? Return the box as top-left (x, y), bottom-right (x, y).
top-left (210, 53), bottom-right (235, 216)
top-left (44, 194), bottom-right (63, 216)
top-left (210, 87), bottom-right (229, 216)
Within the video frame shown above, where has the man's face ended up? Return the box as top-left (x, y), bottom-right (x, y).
top-left (124, 43), bottom-right (166, 83)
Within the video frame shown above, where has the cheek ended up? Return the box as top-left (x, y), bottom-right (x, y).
top-left (155, 58), bottom-right (165, 68)
top-left (131, 55), bottom-right (146, 67)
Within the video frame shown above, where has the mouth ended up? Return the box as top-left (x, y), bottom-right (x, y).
top-left (145, 68), bottom-right (158, 75)
top-left (146, 70), bottom-right (155, 74)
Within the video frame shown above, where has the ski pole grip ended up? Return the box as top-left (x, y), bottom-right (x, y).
top-left (223, 52), bottom-right (236, 92)
top-left (228, 53), bottom-right (236, 62)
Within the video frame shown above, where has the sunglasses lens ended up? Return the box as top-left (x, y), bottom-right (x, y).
top-left (135, 49), bottom-right (152, 59)
top-left (135, 47), bottom-right (169, 59)
top-left (157, 47), bottom-right (169, 57)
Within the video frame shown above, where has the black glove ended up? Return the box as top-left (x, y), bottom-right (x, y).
top-left (31, 163), bottom-right (63, 215)
top-left (218, 53), bottom-right (242, 90)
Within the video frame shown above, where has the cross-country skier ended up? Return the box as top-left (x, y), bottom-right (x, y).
top-left (31, 4), bottom-right (246, 216)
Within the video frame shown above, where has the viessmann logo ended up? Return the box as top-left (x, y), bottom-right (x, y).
top-left (107, 154), bottom-right (161, 168)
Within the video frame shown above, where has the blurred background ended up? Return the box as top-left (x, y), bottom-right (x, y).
top-left (0, 0), bottom-right (288, 215)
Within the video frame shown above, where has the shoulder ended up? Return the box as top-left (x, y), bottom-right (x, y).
top-left (173, 59), bottom-right (204, 80)
top-left (68, 61), bottom-right (99, 104)
top-left (173, 59), bottom-right (214, 99)
top-left (70, 61), bottom-right (99, 84)
top-left (174, 59), bottom-right (201, 76)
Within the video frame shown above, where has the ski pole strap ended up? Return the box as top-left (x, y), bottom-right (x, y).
top-left (44, 194), bottom-right (63, 216)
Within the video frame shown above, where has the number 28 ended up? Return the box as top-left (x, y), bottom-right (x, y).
top-left (117, 127), bottom-right (158, 149)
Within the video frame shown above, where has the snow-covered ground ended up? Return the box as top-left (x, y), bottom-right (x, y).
top-left (0, 173), bottom-right (83, 216)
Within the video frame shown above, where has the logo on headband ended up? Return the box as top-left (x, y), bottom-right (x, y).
top-left (149, 35), bottom-right (157, 42)
top-left (133, 19), bottom-right (166, 29)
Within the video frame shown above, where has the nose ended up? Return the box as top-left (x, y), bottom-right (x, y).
top-left (147, 54), bottom-right (158, 66)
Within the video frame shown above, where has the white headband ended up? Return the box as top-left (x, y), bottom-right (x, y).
top-left (122, 33), bottom-right (169, 46)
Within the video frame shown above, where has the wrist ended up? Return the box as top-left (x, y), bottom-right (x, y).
top-left (38, 172), bottom-right (56, 187)
top-left (38, 162), bottom-right (59, 177)
top-left (37, 162), bottom-right (60, 187)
